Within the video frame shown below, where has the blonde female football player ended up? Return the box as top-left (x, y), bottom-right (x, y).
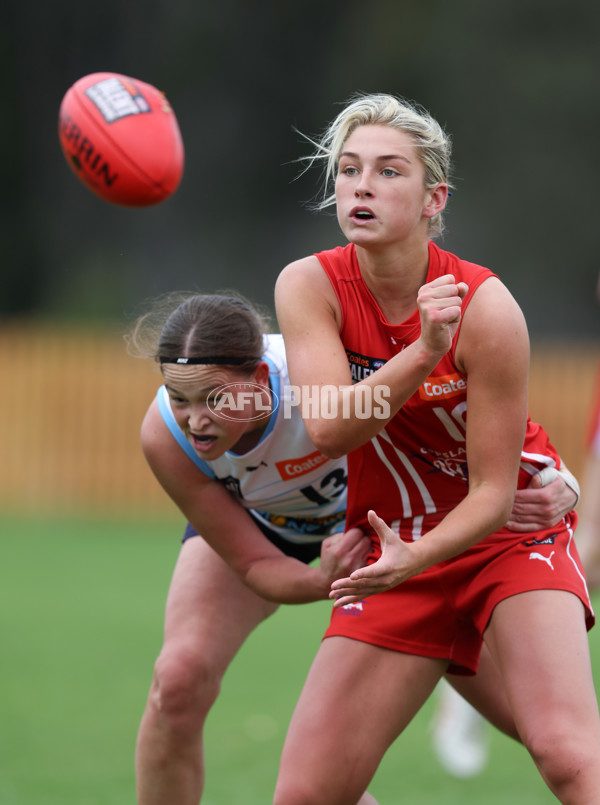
top-left (273, 93), bottom-right (598, 804)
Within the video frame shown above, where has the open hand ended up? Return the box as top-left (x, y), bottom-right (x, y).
top-left (329, 510), bottom-right (420, 607)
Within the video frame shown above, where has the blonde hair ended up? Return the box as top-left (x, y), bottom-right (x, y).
top-left (301, 92), bottom-right (452, 238)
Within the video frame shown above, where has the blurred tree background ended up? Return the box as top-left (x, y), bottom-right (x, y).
top-left (4, 0), bottom-right (600, 336)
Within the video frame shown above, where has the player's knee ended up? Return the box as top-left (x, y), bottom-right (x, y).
top-left (524, 725), bottom-right (598, 792)
top-left (150, 646), bottom-right (223, 730)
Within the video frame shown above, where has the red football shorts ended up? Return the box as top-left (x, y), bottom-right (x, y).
top-left (324, 513), bottom-right (594, 675)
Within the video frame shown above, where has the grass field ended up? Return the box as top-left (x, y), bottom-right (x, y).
top-left (2, 514), bottom-right (598, 804)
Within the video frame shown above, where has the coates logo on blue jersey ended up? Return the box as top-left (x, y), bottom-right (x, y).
top-left (207, 382), bottom-right (279, 422)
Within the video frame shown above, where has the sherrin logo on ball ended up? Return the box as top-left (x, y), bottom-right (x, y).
top-left (58, 72), bottom-right (185, 207)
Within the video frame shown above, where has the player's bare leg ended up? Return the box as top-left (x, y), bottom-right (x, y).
top-left (444, 641), bottom-right (519, 740)
top-left (274, 637), bottom-right (445, 805)
top-left (136, 536), bottom-right (278, 805)
top-left (485, 590), bottom-right (600, 802)
top-left (432, 639), bottom-right (523, 777)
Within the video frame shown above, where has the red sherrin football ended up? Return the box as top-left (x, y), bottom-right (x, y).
top-left (58, 72), bottom-right (184, 207)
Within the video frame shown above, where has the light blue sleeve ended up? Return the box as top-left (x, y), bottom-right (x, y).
top-left (156, 386), bottom-right (216, 479)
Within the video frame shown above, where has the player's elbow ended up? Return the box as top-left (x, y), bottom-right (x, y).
top-left (496, 501), bottom-right (515, 531)
top-left (491, 489), bottom-right (517, 532)
top-left (318, 443), bottom-right (347, 460)
top-left (304, 421), bottom-right (348, 459)
top-left (470, 480), bottom-right (516, 533)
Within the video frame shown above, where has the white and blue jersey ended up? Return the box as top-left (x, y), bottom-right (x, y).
top-left (157, 334), bottom-right (348, 544)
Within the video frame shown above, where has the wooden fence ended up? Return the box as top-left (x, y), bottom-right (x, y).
top-left (0, 323), bottom-right (598, 518)
top-left (0, 323), bottom-right (164, 518)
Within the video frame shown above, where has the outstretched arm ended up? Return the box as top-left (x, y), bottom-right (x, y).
top-left (141, 398), bottom-right (369, 603)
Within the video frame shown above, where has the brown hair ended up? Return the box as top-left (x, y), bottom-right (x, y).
top-left (127, 291), bottom-right (270, 373)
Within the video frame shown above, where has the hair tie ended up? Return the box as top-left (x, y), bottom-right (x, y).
top-left (159, 356), bottom-right (255, 366)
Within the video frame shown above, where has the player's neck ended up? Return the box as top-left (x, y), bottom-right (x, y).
top-left (355, 239), bottom-right (430, 324)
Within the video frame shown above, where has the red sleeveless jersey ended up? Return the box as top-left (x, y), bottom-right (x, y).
top-left (316, 240), bottom-right (565, 540)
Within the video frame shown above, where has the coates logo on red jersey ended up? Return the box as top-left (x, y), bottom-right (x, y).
top-left (275, 450), bottom-right (330, 480)
top-left (419, 373), bottom-right (466, 401)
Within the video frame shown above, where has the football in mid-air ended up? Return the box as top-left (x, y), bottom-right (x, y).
top-left (58, 72), bottom-right (185, 207)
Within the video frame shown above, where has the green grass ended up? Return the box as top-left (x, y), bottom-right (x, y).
top-left (1, 513), bottom-right (597, 803)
